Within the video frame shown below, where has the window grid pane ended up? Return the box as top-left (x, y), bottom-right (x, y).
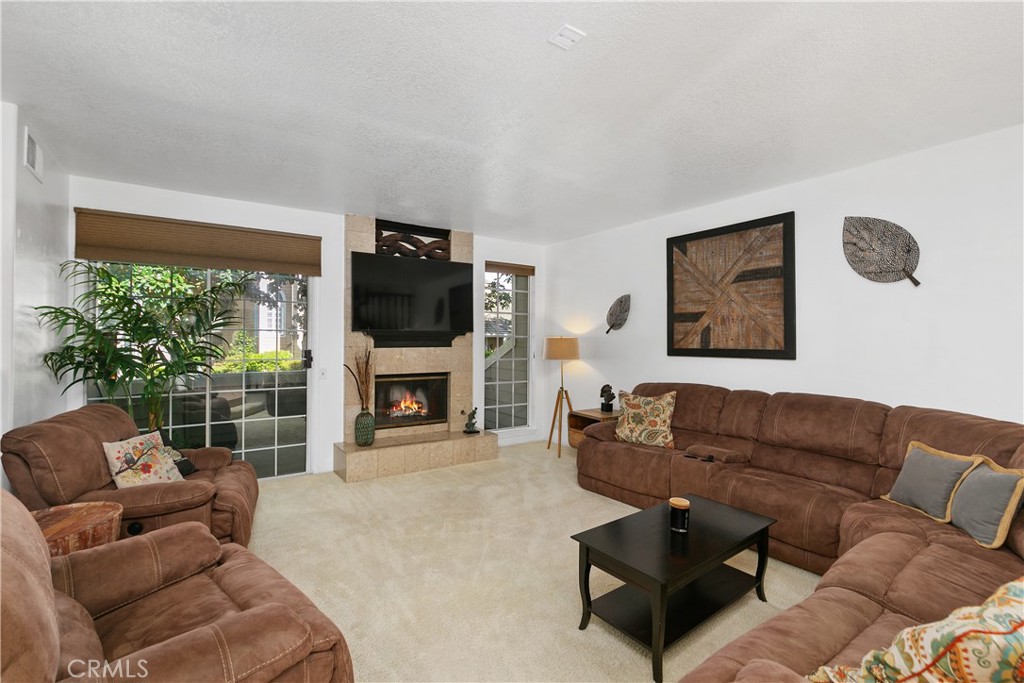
top-left (84, 264), bottom-right (309, 478)
top-left (484, 269), bottom-right (530, 430)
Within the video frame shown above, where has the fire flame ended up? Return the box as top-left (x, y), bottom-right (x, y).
top-left (389, 391), bottom-right (428, 417)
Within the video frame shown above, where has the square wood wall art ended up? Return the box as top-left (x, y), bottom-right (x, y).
top-left (667, 212), bottom-right (795, 359)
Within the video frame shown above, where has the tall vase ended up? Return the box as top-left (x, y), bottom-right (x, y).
top-left (354, 409), bottom-right (375, 447)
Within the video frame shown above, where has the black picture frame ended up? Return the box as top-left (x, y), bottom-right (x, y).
top-left (666, 212), bottom-right (796, 359)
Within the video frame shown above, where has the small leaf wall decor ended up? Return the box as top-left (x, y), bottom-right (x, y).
top-left (606, 294), bottom-right (631, 333)
top-left (842, 217), bottom-right (921, 286)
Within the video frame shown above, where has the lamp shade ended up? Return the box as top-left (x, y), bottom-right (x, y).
top-left (544, 336), bottom-right (579, 361)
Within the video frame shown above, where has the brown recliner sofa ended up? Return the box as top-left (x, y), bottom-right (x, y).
top-left (0, 489), bottom-right (353, 682)
top-left (576, 382), bottom-right (1024, 680)
top-left (2, 404), bottom-right (258, 546)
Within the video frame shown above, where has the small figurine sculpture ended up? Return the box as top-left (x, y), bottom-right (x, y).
top-left (462, 407), bottom-right (480, 434)
top-left (600, 384), bottom-right (615, 412)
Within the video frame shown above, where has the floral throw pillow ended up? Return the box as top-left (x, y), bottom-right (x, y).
top-left (102, 432), bottom-right (184, 489)
top-left (807, 576), bottom-right (1024, 683)
top-left (615, 391), bottom-right (676, 448)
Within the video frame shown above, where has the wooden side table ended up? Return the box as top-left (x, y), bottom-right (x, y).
top-left (31, 501), bottom-right (124, 557)
top-left (568, 408), bottom-right (621, 448)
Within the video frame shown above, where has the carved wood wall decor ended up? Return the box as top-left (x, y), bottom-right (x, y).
top-left (375, 219), bottom-right (451, 260)
top-left (842, 216), bottom-right (920, 286)
top-left (667, 212), bottom-right (796, 359)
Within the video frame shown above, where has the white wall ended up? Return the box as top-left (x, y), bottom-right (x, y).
top-left (1, 103), bottom-right (73, 490)
top-left (546, 125), bottom-right (1024, 424)
top-left (0, 103), bottom-right (16, 453)
top-left (473, 236), bottom-right (548, 446)
top-left (0, 103), bottom-right (17, 491)
top-left (68, 177), bottom-right (345, 474)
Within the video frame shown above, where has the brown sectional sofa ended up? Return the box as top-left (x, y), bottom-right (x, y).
top-left (576, 382), bottom-right (1024, 680)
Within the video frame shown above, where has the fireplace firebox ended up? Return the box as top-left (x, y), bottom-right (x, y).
top-left (374, 373), bottom-right (448, 430)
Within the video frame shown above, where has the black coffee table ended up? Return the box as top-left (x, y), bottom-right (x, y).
top-left (571, 494), bottom-right (775, 682)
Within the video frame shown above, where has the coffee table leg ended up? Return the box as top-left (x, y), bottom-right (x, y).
top-left (650, 585), bottom-right (667, 682)
top-left (755, 530), bottom-right (769, 602)
top-left (578, 545), bottom-right (592, 629)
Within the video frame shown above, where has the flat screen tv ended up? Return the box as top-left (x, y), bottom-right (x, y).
top-left (351, 252), bottom-right (474, 347)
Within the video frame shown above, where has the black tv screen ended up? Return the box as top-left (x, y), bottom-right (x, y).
top-left (351, 253), bottom-right (473, 339)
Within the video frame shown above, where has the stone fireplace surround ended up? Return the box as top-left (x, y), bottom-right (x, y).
top-left (334, 215), bottom-right (497, 482)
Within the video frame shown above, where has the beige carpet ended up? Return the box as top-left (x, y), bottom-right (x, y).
top-left (250, 442), bottom-right (819, 682)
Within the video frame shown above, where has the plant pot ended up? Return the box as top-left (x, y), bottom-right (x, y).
top-left (354, 409), bottom-right (375, 447)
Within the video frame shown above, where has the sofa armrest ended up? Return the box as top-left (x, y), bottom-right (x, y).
top-left (180, 446), bottom-right (233, 471)
top-left (734, 659), bottom-right (806, 682)
top-left (582, 421), bottom-right (617, 442)
top-left (61, 604), bottom-right (312, 683)
top-left (685, 444), bottom-right (750, 464)
top-left (74, 480), bottom-right (216, 518)
top-left (51, 521), bottom-right (221, 618)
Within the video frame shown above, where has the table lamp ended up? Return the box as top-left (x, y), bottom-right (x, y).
top-left (545, 336), bottom-right (579, 458)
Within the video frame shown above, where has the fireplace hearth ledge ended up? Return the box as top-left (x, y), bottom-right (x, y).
top-left (333, 430), bottom-right (498, 482)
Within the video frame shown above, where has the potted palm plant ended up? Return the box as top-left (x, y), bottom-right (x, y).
top-left (36, 260), bottom-right (249, 432)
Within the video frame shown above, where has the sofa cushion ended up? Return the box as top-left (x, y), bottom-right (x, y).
top-left (95, 570), bottom-right (236, 658)
top-left (881, 441), bottom-right (979, 522)
top-left (820, 530), bottom-right (1024, 624)
top-left (809, 577), bottom-right (1024, 683)
top-left (708, 466), bottom-right (868, 558)
top-left (951, 456), bottom-right (1024, 549)
top-left (581, 420), bottom-right (617, 442)
top-left (840, 499), bottom-right (1024, 575)
top-left (880, 406), bottom-right (1024, 471)
top-left (668, 454), bottom-right (718, 501)
top-left (821, 610), bottom-right (918, 668)
top-left (0, 490), bottom-right (60, 681)
top-left (615, 391), bottom-right (676, 448)
top-left (750, 442), bottom-right (879, 495)
top-left (577, 438), bottom-right (673, 502)
top-left (715, 390), bottom-right (770, 440)
top-left (632, 382), bottom-right (728, 434)
top-left (1, 404), bottom-right (138, 505)
top-left (757, 392), bottom-right (890, 465)
top-left (204, 461), bottom-right (258, 545)
top-left (875, 405), bottom-right (1024, 498)
top-left (679, 586), bottom-right (898, 682)
top-left (733, 659), bottom-right (805, 682)
top-left (51, 522), bottom-right (222, 619)
top-left (54, 591), bottom-right (104, 678)
top-left (215, 545), bottom-right (345, 661)
top-left (94, 543), bottom-right (344, 668)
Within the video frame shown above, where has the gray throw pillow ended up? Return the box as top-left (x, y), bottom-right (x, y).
top-left (950, 457), bottom-right (1024, 549)
top-left (882, 442), bottom-right (979, 522)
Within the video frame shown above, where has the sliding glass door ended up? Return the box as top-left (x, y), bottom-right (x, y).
top-left (85, 265), bottom-right (309, 477)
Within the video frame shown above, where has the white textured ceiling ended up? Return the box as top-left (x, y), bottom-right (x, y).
top-left (2, 2), bottom-right (1021, 244)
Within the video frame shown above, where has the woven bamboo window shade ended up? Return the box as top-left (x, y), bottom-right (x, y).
top-left (484, 261), bottom-right (535, 277)
top-left (74, 208), bottom-right (322, 276)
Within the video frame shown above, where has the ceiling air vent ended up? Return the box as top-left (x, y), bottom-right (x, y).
top-left (548, 25), bottom-right (585, 50)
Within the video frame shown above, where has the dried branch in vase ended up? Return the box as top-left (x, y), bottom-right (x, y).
top-left (344, 343), bottom-right (374, 411)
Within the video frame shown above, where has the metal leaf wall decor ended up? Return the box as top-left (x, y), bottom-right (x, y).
top-left (842, 217), bottom-right (921, 286)
top-left (605, 294), bottom-right (631, 333)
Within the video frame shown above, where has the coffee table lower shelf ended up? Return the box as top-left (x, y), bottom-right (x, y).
top-left (591, 564), bottom-right (757, 650)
